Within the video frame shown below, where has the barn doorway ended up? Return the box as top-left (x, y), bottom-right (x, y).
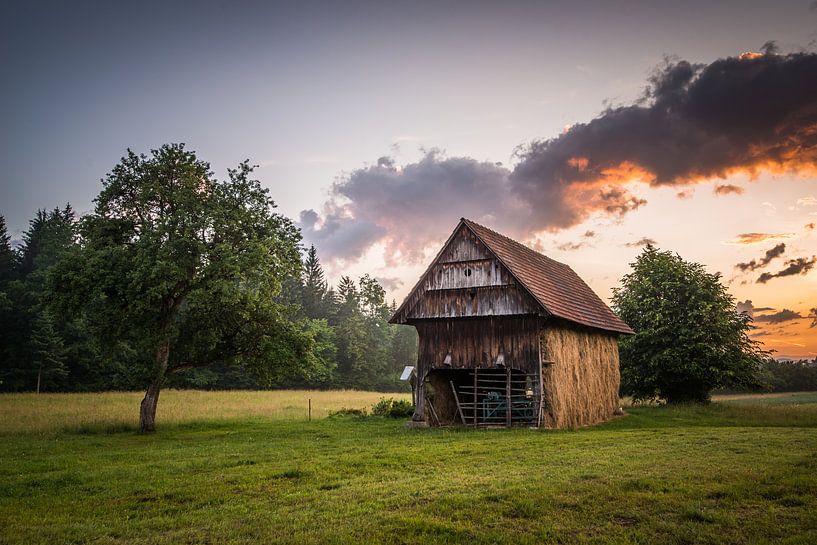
top-left (425, 367), bottom-right (540, 427)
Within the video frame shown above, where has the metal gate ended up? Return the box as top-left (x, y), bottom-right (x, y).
top-left (447, 367), bottom-right (542, 427)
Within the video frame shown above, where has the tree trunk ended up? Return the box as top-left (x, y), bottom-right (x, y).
top-left (140, 341), bottom-right (170, 433)
top-left (36, 367), bottom-right (41, 394)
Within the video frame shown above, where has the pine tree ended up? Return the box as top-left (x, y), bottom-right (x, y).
top-left (30, 312), bottom-right (67, 393)
top-left (301, 245), bottom-right (328, 319)
top-left (0, 216), bottom-right (16, 287)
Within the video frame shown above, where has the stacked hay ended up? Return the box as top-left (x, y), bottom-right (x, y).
top-left (540, 324), bottom-right (620, 428)
top-left (424, 372), bottom-right (460, 425)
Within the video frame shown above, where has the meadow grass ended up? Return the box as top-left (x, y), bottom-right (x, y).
top-left (1, 391), bottom-right (816, 544)
top-left (0, 389), bottom-right (410, 434)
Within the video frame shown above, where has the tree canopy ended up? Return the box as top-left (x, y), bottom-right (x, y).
top-left (50, 144), bottom-right (311, 431)
top-left (612, 245), bottom-right (766, 403)
top-left (0, 145), bottom-right (419, 422)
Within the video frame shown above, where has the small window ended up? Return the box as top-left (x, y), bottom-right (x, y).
top-left (464, 268), bottom-right (472, 277)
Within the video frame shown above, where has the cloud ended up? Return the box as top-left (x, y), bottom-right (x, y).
top-left (303, 49), bottom-right (817, 263)
top-left (557, 230), bottom-right (597, 251)
top-left (298, 151), bottom-right (525, 264)
top-left (736, 300), bottom-right (775, 318)
top-left (557, 241), bottom-right (586, 251)
top-left (727, 232), bottom-right (794, 245)
top-left (810, 307), bottom-right (817, 328)
top-left (754, 309), bottom-right (804, 324)
top-left (298, 209), bottom-right (385, 263)
top-left (625, 237), bottom-right (657, 247)
top-left (797, 196), bottom-right (817, 207)
top-left (757, 256), bottom-right (817, 283)
top-left (806, 223), bottom-right (816, 230)
top-left (735, 243), bottom-right (786, 272)
top-left (510, 50), bottom-right (817, 228)
top-left (375, 276), bottom-right (404, 292)
top-left (714, 184), bottom-right (745, 195)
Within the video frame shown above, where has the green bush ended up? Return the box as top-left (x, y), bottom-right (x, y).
top-left (389, 399), bottom-right (414, 418)
top-left (327, 407), bottom-right (368, 418)
top-left (371, 397), bottom-right (414, 418)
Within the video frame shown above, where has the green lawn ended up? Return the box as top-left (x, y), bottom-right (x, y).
top-left (1, 392), bottom-right (816, 544)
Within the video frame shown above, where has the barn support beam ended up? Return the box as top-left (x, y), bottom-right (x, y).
top-left (413, 373), bottom-right (426, 422)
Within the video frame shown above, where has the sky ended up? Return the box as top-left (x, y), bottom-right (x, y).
top-left (2, 0), bottom-right (817, 359)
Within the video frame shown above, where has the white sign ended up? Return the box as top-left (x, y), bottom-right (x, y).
top-left (399, 366), bottom-right (415, 381)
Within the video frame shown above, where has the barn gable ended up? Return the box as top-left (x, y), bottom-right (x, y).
top-left (390, 223), bottom-right (542, 322)
top-left (390, 218), bottom-right (633, 335)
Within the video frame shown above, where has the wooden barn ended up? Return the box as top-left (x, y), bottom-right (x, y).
top-left (390, 218), bottom-right (634, 428)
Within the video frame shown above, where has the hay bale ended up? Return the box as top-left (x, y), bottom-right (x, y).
top-left (540, 325), bottom-right (621, 428)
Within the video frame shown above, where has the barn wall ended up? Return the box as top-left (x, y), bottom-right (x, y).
top-left (540, 324), bottom-right (620, 428)
top-left (415, 317), bottom-right (542, 374)
top-left (408, 285), bottom-right (540, 319)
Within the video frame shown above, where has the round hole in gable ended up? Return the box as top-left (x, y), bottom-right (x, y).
top-left (464, 268), bottom-right (472, 277)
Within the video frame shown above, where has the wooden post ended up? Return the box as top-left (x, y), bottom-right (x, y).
top-left (308, 398), bottom-right (312, 421)
top-left (450, 380), bottom-right (466, 425)
top-left (414, 374), bottom-right (426, 422)
top-left (473, 368), bottom-right (478, 427)
top-left (505, 367), bottom-right (512, 428)
top-left (427, 398), bottom-right (441, 426)
top-left (537, 359), bottom-right (544, 428)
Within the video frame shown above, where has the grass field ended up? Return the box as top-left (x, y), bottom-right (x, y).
top-left (1, 391), bottom-right (816, 544)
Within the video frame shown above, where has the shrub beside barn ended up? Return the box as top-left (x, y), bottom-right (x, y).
top-left (390, 218), bottom-right (633, 428)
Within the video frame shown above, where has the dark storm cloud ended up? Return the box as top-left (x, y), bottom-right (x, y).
top-left (756, 256), bottom-right (817, 283)
top-left (510, 49), bottom-right (817, 231)
top-left (303, 49), bottom-right (817, 263)
top-left (754, 309), bottom-right (804, 324)
top-left (735, 243), bottom-right (786, 272)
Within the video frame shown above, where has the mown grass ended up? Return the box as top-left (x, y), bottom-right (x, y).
top-left (1, 391), bottom-right (816, 544)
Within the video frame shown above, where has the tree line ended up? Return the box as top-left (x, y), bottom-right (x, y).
top-left (0, 146), bottom-right (416, 417)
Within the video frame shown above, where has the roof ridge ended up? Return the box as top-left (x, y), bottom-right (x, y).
top-left (461, 218), bottom-right (568, 269)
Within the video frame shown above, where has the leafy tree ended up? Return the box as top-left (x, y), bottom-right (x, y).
top-left (612, 245), bottom-right (766, 403)
top-left (51, 144), bottom-right (305, 431)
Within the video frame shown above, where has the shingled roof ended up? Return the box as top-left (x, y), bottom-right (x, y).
top-left (391, 218), bottom-right (634, 335)
top-left (462, 219), bottom-right (633, 334)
